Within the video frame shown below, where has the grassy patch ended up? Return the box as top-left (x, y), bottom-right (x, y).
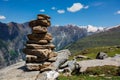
top-left (58, 74), bottom-right (120, 80)
top-left (85, 65), bottom-right (120, 76)
top-left (58, 65), bottom-right (120, 80)
top-left (69, 46), bottom-right (120, 60)
top-left (64, 27), bottom-right (120, 54)
top-left (61, 46), bottom-right (120, 80)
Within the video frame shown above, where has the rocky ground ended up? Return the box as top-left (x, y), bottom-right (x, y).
top-left (0, 49), bottom-right (71, 80)
top-left (0, 61), bottom-right (41, 80)
top-left (78, 57), bottom-right (120, 72)
top-left (0, 50), bottom-right (120, 80)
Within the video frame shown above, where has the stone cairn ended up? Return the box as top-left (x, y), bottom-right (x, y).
top-left (23, 14), bottom-right (57, 71)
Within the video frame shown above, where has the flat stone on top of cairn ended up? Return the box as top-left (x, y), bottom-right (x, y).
top-left (23, 14), bottom-right (57, 71)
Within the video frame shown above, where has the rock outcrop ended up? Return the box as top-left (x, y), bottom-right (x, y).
top-left (23, 14), bottom-right (57, 71)
top-left (0, 49), bottom-right (72, 80)
top-left (0, 61), bottom-right (59, 80)
top-left (96, 52), bottom-right (108, 59)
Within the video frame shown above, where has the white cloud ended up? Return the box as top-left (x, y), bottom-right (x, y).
top-left (84, 5), bottom-right (89, 9)
top-left (51, 7), bottom-right (56, 10)
top-left (0, 15), bottom-right (6, 20)
top-left (116, 10), bottom-right (120, 14)
top-left (39, 9), bottom-right (45, 12)
top-left (57, 10), bottom-right (65, 14)
top-left (67, 3), bottom-right (84, 12)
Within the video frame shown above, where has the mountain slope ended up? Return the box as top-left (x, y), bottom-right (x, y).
top-left (0, 22), bottom-right (30, 68)
top-left (0, 22), bottom-right (88, 68)
top-left (48, 25), bottom-right (87, 50)
top-left (65, 25), bottom-right (120, 53)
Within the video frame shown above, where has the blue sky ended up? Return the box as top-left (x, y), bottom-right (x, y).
top-left (0, 0), bottom-right (120, 27)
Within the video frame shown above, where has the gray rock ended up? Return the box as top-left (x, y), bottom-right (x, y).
top-left (52, 49), bottom-right (71, 70)
top-left (0, 62), bottom-right (40, 80)
top-left (116, 45), bottom-right (120, 48)
top-left (113, 54), bottom-right (120, 58)
top-left (60, 59), bottom-right (80, 73)
top-left (0, 61), bottom-right (59, 80)
top-left (110, 54), bottom-right (120, 62)
top-left (78, 57), bottom-right (120, 72)
top-left (32, 70), bottom-right (59, 80)
top-left (36, 73), bottom-right (47, 80)
top-left (75, 55), bottom-right (88, 59)
top-left (96, 52), bottom-right (108, 59)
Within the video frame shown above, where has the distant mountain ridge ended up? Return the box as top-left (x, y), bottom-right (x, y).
top-left (48, 24), bottom-right (88, 50)
top-left (65, 25), bottom-right (120, 53)
top-left (0, 21), bottom-right (119, 69)
top-left (0, 22), bottom-right (88, 68)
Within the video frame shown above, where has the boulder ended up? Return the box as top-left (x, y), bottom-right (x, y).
top-left (23, 49), bottom-right (57, 58)
top-left (60, 60), bottom-right (80, 74)
top-left (96, 52), bottom-right (108, 59)
top-left (45, 70), bottom-right (59, 80)
top-left (27, 40), bottom-right (49, 45)
top-left (52, 49), bottom-right (71, 70)
top-left (26, 63), bottom-right (42, 71)
top-left (29, 19), bottom-right (51, 27)
top-left (23, 49), bottom-right (50, 58)
top-left (26, 55), bottom-right (48, 63)
top-left (26, 62), bottom-right (51, 71)
top-left (36, 70), bottom-right (59, 80)
top-left (37, 14), bottom-right (50, 20)
top-left (75, 55), bottom-right (88, 59)
top-left (48, 57), bottom-right (57, 62)
top-left (115, 45), bottom-right (120, 48)
top-left (27, 33), bottom-right (52, 41)
top-left (32, 26), bottom-right (47, 33)
top-left (26, 43), bottom-right (55, 50)
top-left (36, 73), bottom-right (47, 80)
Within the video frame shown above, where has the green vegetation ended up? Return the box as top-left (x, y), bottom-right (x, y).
top-left (58, 65), bottom-right (120, 80)
top-left (65, 26), bottom-right (120, 54)
top-left (85, 66), bottom-right (120, 76)
top-left (58, 74), bottom-right (120, 80)
top-left (69, 46), bottom-right (120, 60)
top-left (60, 46), bottom-right (120, 80)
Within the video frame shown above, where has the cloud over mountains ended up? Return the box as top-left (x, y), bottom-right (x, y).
top-left (0, 15), bottom-right (6, 20)
top-left (67, 3), bottom-right (89, 12)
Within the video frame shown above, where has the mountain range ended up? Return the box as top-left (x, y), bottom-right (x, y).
top-left (65, 25), bottom-right (120, 53)
top-left (0, 22), bottom-right (31, 68)
top-left (0, 21), bottom-right (119, 69)
top-left (0, 22), bottom-right (89, 68)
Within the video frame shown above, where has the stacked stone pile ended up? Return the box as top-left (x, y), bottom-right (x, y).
top-left (23, 14), bottom-right (57, 71)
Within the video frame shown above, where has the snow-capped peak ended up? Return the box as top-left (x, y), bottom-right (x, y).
top-left (87, 25), bottom-right (104, 32)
